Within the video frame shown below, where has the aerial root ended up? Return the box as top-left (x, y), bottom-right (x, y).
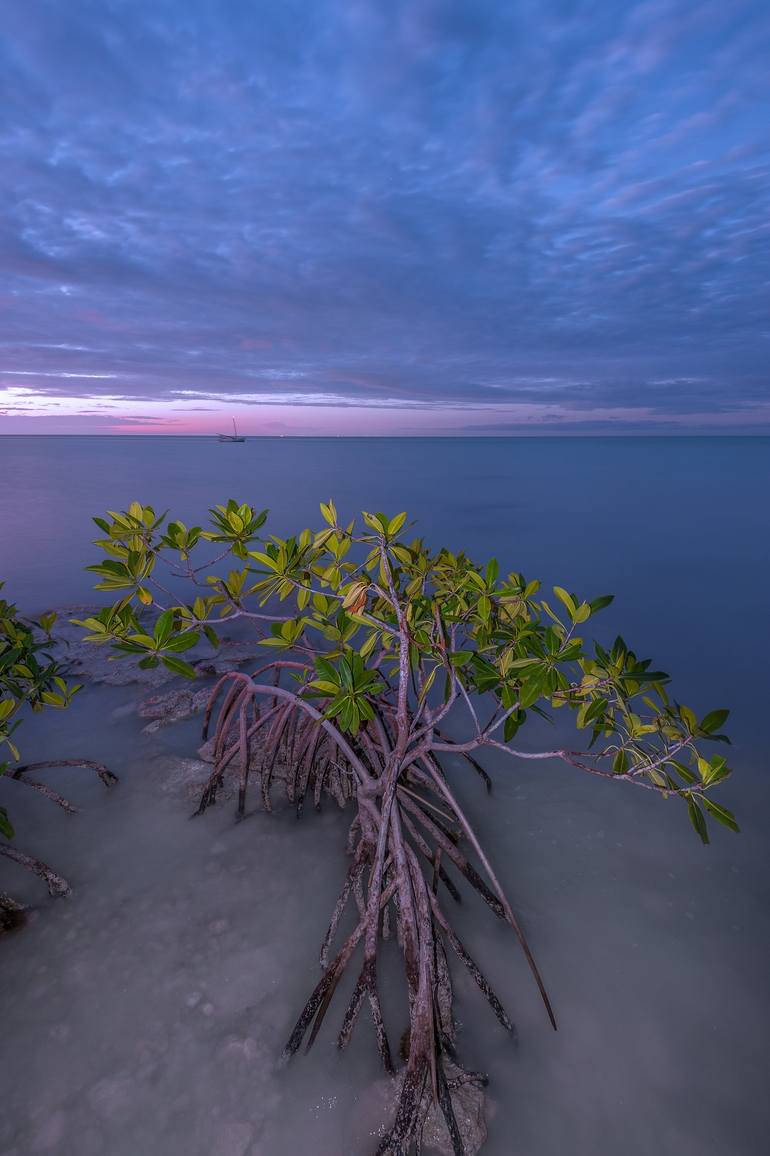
top-left (429, 891), bottom-right (514, 1034)
top-left (200, 668), bottom-right (553, 1153)
top-left (1, 760), bottom-right (117, 912)
top-left (12, 759), bottom-right (118, 790)
top-left (10, 777), bottom-right (79, 813)
top-left (0, 843), bottom-right (71, 897)
top-left (431, 735), bottom-right (492, 794)
top-left (320, 840), bottom-right (367, 967)
top-left (338, 969), bottom-right (368, 1050)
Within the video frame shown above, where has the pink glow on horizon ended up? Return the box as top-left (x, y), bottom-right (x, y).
top-left (4, 384), bottom-right (770, 435)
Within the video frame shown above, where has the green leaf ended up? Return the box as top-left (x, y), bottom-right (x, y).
top-left (40, 691), bottom-right (65, 707)
top-left (309, 680), bottom-right (340, 696)
top-left (297, 586), bottom-right (310, 610)
top-left (668, 759), bottom-right (697, 785)
top-left (201, 625), bottom-right (219, 649)
top-left (503, 709), bottom-right (524, 741)
top-left (320, 499), bottom-right (337, 526)
top-left (700, 708), bottom-right (730, 735)
top-left (701, 797), bottom-right (739, 833)
top-left (701, 755), bottom-right (730, 786)
top-left (618, 670), bottom-right (669, 684)
top-left (0, 805), bottom-right (14, 840)
top-left (418, 665), bottom-right (439, 705)
top-left (448, 651), bottom-right (474, 667)
top-left (153, 609), bottom-right (176, 646)
top-left (250, 551), bottom-right (281, 571)
top-left (687, 797), bottom-right (710, 844)
top-left (553, 586), bottom-right (577, 619)
top-left (164, 632), bottom-right (199, 653)
top-left (519, 675), bottom-right (544, 709)
top-left (464, 570), bottom-right (486, 592)
top-left (338, 658), bottom-right (354, 691)
top-left (359, 632), bottom-right (378, 659)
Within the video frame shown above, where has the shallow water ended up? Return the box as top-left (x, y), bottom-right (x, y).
top-left (1, 435), bottom-right (769, 1155)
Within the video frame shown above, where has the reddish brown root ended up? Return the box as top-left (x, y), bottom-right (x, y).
top-left (12, 759), bottom-right (118, 789)
top-left (1, 760), bottom-right (117, 916)
top-left (9, 777), bottom-right (78, 814)
top-left (201, 667), bottom-right (554, 1155)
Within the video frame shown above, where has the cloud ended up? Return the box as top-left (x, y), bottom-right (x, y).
top-left (3, 370), bottom-right (118, 379)
top-left (1, 0), bottom-right (769, 433)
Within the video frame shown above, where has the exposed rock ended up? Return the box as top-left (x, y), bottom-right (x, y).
top-left (110, 702), bottom-right (138, 721)
top-left (420, 1071), bottom-right (488, 1156)
top-left (362, 1064), bottom-right (488, 1156)
top-left (198, 738), bottom-right (217, 764)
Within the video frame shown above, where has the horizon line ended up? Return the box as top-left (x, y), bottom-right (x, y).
top-left (2, 431), bottom-right (769, 439)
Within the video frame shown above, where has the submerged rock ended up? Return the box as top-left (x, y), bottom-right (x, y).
top-left (151, 756), bottom-right (230, 803)
top-left (46, 609), bottom-right (258, 688)
top-left (87, 1072), bottom-right (135, 1119)
top-left (138, 686), bottom-right (211, 732)
top-left (210, 1120), bottom-right (253, 1156)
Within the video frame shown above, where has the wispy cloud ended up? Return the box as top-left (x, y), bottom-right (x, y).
top-left (3, 370), bottom-right (118, 379)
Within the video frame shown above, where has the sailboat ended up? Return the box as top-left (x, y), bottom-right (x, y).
top-left (217, 418), bottom-right (245, 443)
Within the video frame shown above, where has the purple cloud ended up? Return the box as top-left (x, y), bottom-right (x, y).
top-left (0, 0), bottom-right (769, 433)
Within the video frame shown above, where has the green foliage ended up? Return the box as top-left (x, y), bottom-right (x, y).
top-left (78, 500), bottom-right (738, 842)
top-left (0, 584), bottom-right (82, 839)
top-left (307, 651), bottom-right (386, 735)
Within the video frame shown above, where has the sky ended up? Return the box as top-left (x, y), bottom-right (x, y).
top-left (1, 0), bottom-right (769, 436)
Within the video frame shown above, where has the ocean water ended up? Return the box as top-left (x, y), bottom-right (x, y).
top-left (0, 435), bottom-right (769, 1155)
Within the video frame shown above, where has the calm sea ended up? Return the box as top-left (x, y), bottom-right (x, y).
top-left (1, 435), bottom-right (769, 1155)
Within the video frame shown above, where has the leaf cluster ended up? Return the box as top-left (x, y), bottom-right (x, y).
top-left (0, 584), bottom-right (82, 839)
top-left (78, 500), bottom-right (738, 842)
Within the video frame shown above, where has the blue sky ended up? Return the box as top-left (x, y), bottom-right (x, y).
top-left (1, 0), bottom-right (769, 434)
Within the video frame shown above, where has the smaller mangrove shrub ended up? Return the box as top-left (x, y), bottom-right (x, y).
top-left (0, 584), bottom-right (116, 912)
top-left (78, 499), bottom-right (736, 1154)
